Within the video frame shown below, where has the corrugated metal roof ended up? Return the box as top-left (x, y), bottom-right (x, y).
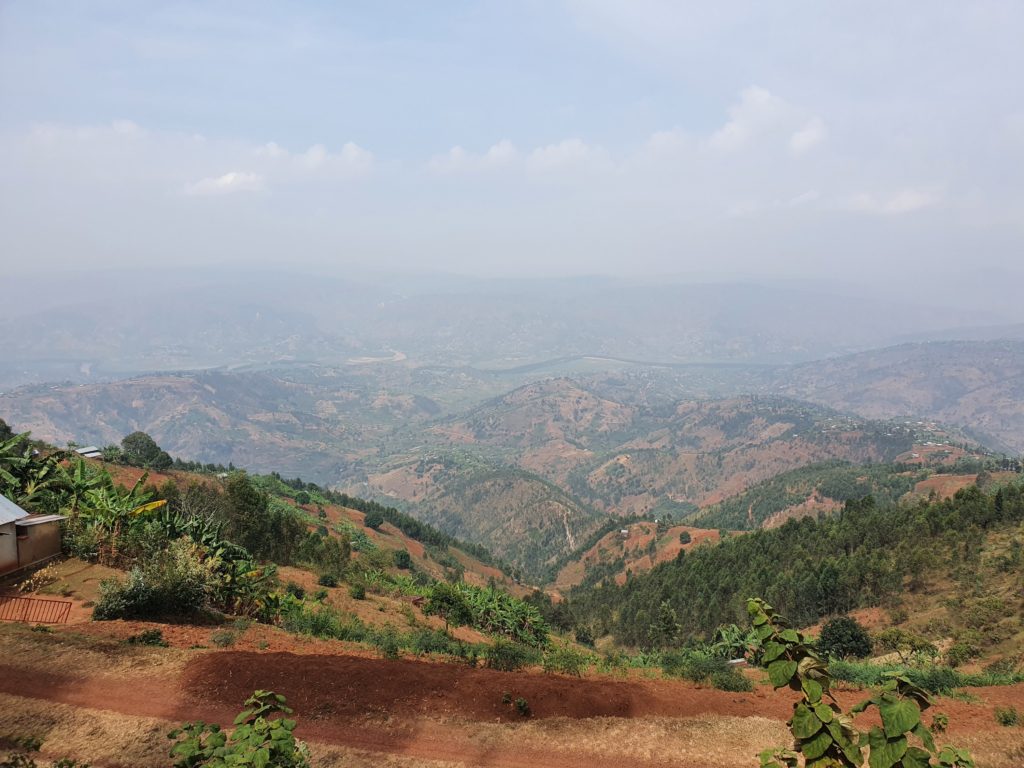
top-left (0, 494), bottom-right (30, 526)
top-left (16, 514), bottom-right (66, 527)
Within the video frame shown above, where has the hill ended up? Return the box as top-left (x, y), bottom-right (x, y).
top-left (775, 340), bottom-right (1024, 452)
top-left (347, 383), bottom-right (934, 575)
top-left (565, 479), bottom-right (1024, 658)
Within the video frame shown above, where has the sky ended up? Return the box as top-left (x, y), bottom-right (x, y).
top-left (1, 1), bottom-right (1022, 289)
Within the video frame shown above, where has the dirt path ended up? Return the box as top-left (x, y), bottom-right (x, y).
top-left (2, 650), bottom-right (1023, 767)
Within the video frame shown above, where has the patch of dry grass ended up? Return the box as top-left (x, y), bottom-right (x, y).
top-left (456, 714), bottom-right (789, 767)
top-left (0, 621), bottom-right (189, 679)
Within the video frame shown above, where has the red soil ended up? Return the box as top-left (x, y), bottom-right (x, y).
top-left (3, 647), bottom-right (1023, 767)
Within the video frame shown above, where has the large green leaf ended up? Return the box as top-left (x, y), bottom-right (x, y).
top-left (880, 698), bottom-right (921, 739)
top-left (762, 641), bottom-right (787, 664)
top-left (868, 728), bottom-right (908, 768)
top-left (768, 659), bottom-right (798, 688)
top-left (800, 729), bottom-right (834, 761)
top-left (792, 703), bottom-right (823, 739)
top-left (903, 746), bottom-right (934, 768)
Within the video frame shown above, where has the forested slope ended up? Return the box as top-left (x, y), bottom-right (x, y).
top-left (566, 482), bottom-right (1024, 647)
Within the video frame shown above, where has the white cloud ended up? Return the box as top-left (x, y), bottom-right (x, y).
top-left (185, 171), bottom-right (265, 196)
top-left (843, 187), bottom-right (943, 215)
top-left (789, 117), bottom-right (826, 154)
top-left (260, 141), bottom-right (373, 175)
top-left (526, 138), bottom-right (604, 173)
top-left (709, 86), bottom-right (788, 151)
top-left (428, 140), bottom-right (519, 174)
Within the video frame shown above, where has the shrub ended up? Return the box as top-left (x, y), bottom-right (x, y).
top-left (169, 690), bottom-right (310, 768)
top-left (93, 540), bottom-right (212, 620)
top-left (317, 573), bottom-right (338, 588)
top-left (372, 626), bottom-right (401, 660)
top-left (574, 625), bottom-right (594, 647)
top-left (348, 583), bottom-right (366, 600)
top-left (363, 510), bottom-right (384, 529)
top-left (126, 629), bottom-right (168, 647)
top-left (660, 649), bottom-right (729, 683)
top-left (408, 628), bottom-right (462, 657)
top-left (542, 644), bottom-right (591, 677)
top-left (393, 549), bottom-right (412, 569)
top-left (485, 639), bottom-right (539, 672)
top-left (945, 641), bottom-right (981, 668)
top-left (995, 706), bottom-right (1019, 727)
top-left (281, 604), bottom-right (367, 643)
top-left (678, 531), bottom-right (691, 545)
top-left (284, 581), bottom-right (305, 600)
top-left (211, 630), bottom-right (237, 648)
top-left (312, 588), bottom-right (328, 603)
top-left (710, 668), bottom-right (754, 692)
top-left (514, 697), bottom-right (531, 717)
top-left (818, 616), bottom-right (872, 660)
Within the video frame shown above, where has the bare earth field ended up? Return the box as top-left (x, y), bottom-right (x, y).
top-left (1, 623), bottom-right (1023, 768)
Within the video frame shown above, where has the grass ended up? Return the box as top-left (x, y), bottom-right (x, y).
top-left (829, 659), bottom-right (1024, 693)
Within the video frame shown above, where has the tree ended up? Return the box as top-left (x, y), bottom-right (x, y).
top-left (393, 549), bottom-right (412, 569)
top-left (121, 431), bottom-right (166, 468)
top-left (294, 490), bottom-right (311, 505)
top-left (363, 510), bottom-right (384, 529)
top-left (423, 582), bottom-right (473, 631)
top-left (818, 615), bottom-right (872, 659)
top-left (650, 600), bottom-right (680, 647)
top-left (0, 418), bottom-right (13, 442)
top-left (678, 530), bottom-right (692, 545)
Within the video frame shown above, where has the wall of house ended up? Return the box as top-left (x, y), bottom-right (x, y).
top-left (16, 523), bottom-right (62, 569)
top-left (0, 522), bottom-right (19, 574)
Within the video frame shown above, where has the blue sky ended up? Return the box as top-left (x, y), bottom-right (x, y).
top-left (1, 1), bottom-right (1022, 288)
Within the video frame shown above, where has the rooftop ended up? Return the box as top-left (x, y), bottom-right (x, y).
top-left (0, 494), bottom-right (30, 526)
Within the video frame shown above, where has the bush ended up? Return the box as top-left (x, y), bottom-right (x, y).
top-left (126, 629), bottom-right (168, 647)
top-left (372, 626), bottom-right (401, 660)
top-left (514, 697), bottom-right (531, 717)
top-left (211, 630), bottom-right (237, 648)
top-left (945, 641), bottom-right (981, 668)
top-left (710, 668), bottom-right (754, 692)
top-left (93, 540), bottom-right (212, 620)
top-left (574, 625), bottom-right (594, 647)
top-left (281, 604), bottom-right (367, 643)
top-left (660, 649), bottom-right (729, 683)
top-left (818, 616), bottom-right (872, 659)
top-left (348, 583), bottom-right (366, 600)
top-left (485, 639), bottom-right (539, 672)
top-left (393, 549), bottom-right (412, 569)
top-left (317, 573), bottom-right (338, 588)
top-left (995, 706), bottom-right (1019, 726)
top-left (363, 510), bottom-right (384, 529)
top-left (542, 644), bottom-right (591, 677)
top-left (284, 581), bottom-right (305, 600)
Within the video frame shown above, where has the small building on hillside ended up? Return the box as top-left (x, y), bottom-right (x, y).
top-left (0, 495), bottom-right (65, 575)
top-left (0, 495), bottom-right (29, 575)
top-left (75, 446), bottom-right (103, 459)
top-left (15, 515), bottom-right (66, 569)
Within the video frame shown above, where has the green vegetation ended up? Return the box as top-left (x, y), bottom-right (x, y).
top-left (828, 660), bottom-right (1024, 693)
top-left (169, 690), bottom-right (309, 768)
top-left (994, 706), bottom-right (1019, 727)
top-left (423, 581), bottom-right (549, 646)
top-left (567, 483), bottom-right (1024, 645)
top-left (695, 460), bottom-right (924, 531)
top-left (818, 616), bottom-right (873, 660)
top-left (749, 598), bottom-right (975, 768)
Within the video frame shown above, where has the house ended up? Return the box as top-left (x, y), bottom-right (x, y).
top-left (0, 495), bottom-right (27, 575)
top-left (75, 446), bottom-right (103, 459)
top-left (0, 495), bottom-right (65, 575)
